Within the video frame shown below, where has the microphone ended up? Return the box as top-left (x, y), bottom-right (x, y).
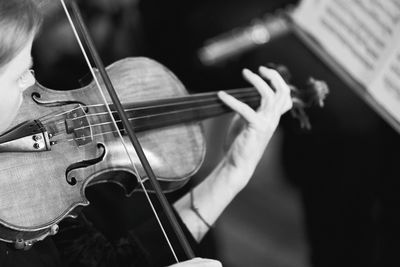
top-left (198, 11), bottom-right (292, 66)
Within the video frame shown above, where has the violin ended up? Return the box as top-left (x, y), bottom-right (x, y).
top-left (0, 56), bottom-right (327, 247)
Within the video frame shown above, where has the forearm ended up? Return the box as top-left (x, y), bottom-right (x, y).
top-left (173, 156), bottom-right (253, 242)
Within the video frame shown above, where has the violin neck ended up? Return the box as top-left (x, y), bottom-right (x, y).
top-left (116, 87), bottom-right (261, 132)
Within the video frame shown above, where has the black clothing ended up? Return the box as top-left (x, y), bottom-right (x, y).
top-left (0, 238), bottom-right (62, 267)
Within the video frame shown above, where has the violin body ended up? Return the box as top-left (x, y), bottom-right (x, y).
top-left (0, 58), bottom-right (205, 244)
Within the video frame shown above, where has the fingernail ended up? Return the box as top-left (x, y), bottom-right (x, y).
top-left (218, 91), bottom-right (227, 97)
top-left (242, 68), bottom-right (253, 75)
top-left (259, 66), bottom-right (270, 72)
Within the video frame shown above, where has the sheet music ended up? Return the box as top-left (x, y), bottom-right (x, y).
top-left (370, 47), bottom-right (400, 122)
top-left (293, 0), bottom-right (400, 125)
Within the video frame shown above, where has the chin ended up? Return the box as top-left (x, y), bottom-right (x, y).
top-left (0, 99), bottom-right (23, 134)
top-left (0, 115), bottom-right (14, 135)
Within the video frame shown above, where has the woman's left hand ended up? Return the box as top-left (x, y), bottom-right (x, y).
top-left (217, 66), bottom-right (292, 191)
top-left (174, 66), bottom-right (292, 242)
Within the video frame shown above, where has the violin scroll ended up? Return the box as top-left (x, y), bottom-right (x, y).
top-left (266, 63), bottom-right (329, 129)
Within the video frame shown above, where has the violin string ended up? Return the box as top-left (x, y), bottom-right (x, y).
top-left (42, 91), bottom-right (259, 139)
top-left (40, 103), bottom-right (110, 123)
top-left (45, 129), bottom-right (119, 145)
top-left (39, 88), bottom-right (247, 123)
top-left (39, 89), bottom-right (258, 130)
top-left (72, 96), bottom-right (261, 133)
top-left (39, 106), bottom-right (85, 122)
top-left (37, 109), bottom-right (65, 122)
top-left (58, 90), bottom-right (259, 123)
top-left (50, 95), bottom-right (260, 141)
top-left (60, 0), bottom-right (180, 262)
top-left (39, 92), bottom-right (223, 123)
top-left (62, 130), bottom-right (121, 143)
top-left (54, 95), bottom-right (260, 143)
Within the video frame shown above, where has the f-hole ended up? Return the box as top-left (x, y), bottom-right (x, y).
top-left (65, 143), bottom-right (106, 185)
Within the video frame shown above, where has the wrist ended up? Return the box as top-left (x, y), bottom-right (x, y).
top-left (216, 156), bottom-right (256, 195)
top-left (189, 189), bottom-right (212, 229)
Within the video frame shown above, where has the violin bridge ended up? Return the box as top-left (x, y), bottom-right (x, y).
top-left (65, 105), bottom-right (93, 146)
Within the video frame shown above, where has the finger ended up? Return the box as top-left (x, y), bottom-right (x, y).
top-left (171, 258), bottom-right (223, 267)
top-left (242, 68), bottom-right (274, 112)
top-left (192, 258), bottom-right (222, 267)
top-left (218, 91), bottom-right (257, 125)
top-left (259, 66), bottom-right (292, 112)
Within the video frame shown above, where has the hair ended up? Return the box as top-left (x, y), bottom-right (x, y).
top-left (0, 0), bottom-right (42, 70)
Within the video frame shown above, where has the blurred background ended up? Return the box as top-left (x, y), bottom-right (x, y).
top-left (32, 0), bottom-right (400, 266)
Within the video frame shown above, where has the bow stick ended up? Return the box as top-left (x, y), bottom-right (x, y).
top-left (60, 0), bottom-right (195, 261)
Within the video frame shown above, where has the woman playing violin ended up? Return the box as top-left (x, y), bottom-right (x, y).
top-left (0, 0), bottom-right (291, 266)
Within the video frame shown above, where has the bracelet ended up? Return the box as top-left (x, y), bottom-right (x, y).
top-left (190, 189), bottom-right (212, 229)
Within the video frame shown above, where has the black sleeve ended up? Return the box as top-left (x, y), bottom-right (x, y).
top-left (54, 209), bottom-right (200, 267)
top-left (0, 238), bottom-right (63, 267)
top-left (132, 209), bottom-right (200, 267)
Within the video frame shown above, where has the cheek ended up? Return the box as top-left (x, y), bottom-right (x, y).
top-left (0, 84), bottom-right (23, 132)
top-left (19, 72), bottom-right (36, 92)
